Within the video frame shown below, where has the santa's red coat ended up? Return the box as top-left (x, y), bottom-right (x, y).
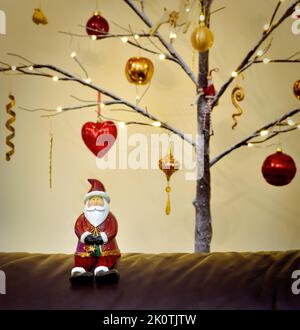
top-left (74, 212), bottom-right (120, 258)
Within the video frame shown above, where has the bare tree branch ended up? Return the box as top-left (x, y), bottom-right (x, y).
top-left (59, 30), bottom-right (178, 63)
top-left (210, 108), bottom-right (300, 166)
top-left (211, 0), bottom-right (300, 109)
top-left (252, 59), bottom-right (300, 64)
top-left (0, 62), bottom-right (195, 146)
top-left (123, 0), bottom-right (198, 86)
top-left (267, 0), bottom-right (282, 30)
top-left (59, 30), bottom-right (153, 39)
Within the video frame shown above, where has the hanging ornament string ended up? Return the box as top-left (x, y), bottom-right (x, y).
top-left (135, 84), bottom-right (140, 105)
top-left (5, 94), bottom-right (16, 161)
top-left (97, 91), bottom-right (102, 122)
top-left (231, 74), bottom-right (245, 129)
top-left (48, 118), bottom-right (53, 189)
top-left (276, 119), bottom-right (282, 151)
top-left (95, 0), bottom-right (99, 12)
top-left (192, 47), bottom-right (196, 72)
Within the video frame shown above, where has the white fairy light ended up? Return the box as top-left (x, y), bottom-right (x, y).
top-left (256, 50), bottom-right (263, 57)
top-left (100, 102), bottom-right (105, 109)
top-left (28, 66), bottom-right (34, 71)
top-left (56, 106), bottom-right (63, 112)
top-left (121, 37), bottom-right (128, 43)
top-left (134, 34), bottom-right (139, 40)
top-left (186, 7), bottom-right (190, 12)
top-left (260, 130), bottom-right (269, 137)
top-left (169, 31), bottom-right (177, 39)
top-left (159, 53), bottom-right (166, 60)
top-left (287, 118), bottom-right (295, 126)
top-left (199, 14), bottom-right (205, 22)
top-left (263, 58), bottom-right (271, 64)
top-left (11, 65), bottom-right (16, 71)
top-left (52, 76), bottom-right (59, 82)
top-left (297, 124), bottom-right (300, 129)
top-left (91, 35), bottom-right (97, 41)
top-left (231, 71), bottom-right (238, 78)
top-left (135, 96), bottom-right (140, 101)
top-left (247, 142), bottom-right (253, 147)
top-left (118, 121), bottom-right (126, 128)
top-left (70, 52), bottom-right (77, 58)
top-left (263, 23), bottom-right (270, 31)
top-left (85, 78), bottom-right (92, 83)
top-left (152, 121), bottom-right (161, 127)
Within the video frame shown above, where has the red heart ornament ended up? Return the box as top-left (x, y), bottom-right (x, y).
top-left (81, 121), bottom-right (117, 158)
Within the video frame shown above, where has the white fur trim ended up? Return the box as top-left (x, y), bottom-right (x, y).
top-left (84, 191), bottom-right (110, 204)
top-left (71, 267), bottom-right (86, 275)
top-left (80, 231), bottom-right (92, 243)
top-left (100, 232), bottom-right (108, 244)
top-left (94, 266), bottom-right (109, 274)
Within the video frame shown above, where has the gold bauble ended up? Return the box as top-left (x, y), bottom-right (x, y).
top-left (125, 57), bottom-right (154, 85)
top-left (191, 22), bottom-right (214, 52)
top-left (293, 80), bottom-right (300, 100)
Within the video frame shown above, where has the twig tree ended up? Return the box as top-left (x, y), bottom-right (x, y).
top-left (1, 0), bottom-right (299, 252)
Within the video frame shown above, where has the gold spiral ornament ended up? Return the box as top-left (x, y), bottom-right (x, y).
top-left (49, 134), bottom-right (53, 189)
top-left (231, 86), bottom-right (245, 129)
top-left (5, 94), bottom-right (16, 161)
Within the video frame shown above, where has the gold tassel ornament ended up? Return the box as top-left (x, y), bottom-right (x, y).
top-left (159, 149), bottom-right (179, 215)
top-left (5, 94), bottom-right (16, 161)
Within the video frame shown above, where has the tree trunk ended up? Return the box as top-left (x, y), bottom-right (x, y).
top-left (194, 0), bottom-right (213, 253)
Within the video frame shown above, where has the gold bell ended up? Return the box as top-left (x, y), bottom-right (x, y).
top-left (32, 8), bottom-right (48, 25)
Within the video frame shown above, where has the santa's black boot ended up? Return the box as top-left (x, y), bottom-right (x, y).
top-left (95, 269), bottom-right (120, 284)
top-left (70, 270), bottom-right (94, 285)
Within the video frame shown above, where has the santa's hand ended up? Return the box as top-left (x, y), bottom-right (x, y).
top-left (94, 236), bottom-right (104, 246)
top-left (84, 234), bottom-right (97, 245)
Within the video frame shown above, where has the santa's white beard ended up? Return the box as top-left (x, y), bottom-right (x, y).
top-left (84, 201), bottom-right (109, 227)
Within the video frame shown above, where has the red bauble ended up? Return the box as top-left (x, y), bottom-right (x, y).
top-left (261, 150), bottom-right (297, 186)
top-left (86, 11), bottom-right (109, 39)
top-left (81, 121), bottom-right (117, 158)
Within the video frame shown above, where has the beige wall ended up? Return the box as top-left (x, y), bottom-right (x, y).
top-left (0, 0), bottom-right (299, 254)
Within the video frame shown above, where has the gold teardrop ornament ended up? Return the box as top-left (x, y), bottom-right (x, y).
top-left (159, 150), bottom-right (179, 215)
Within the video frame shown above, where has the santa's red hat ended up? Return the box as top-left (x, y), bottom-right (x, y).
top-left (84, 179), bottom-right (110, 204)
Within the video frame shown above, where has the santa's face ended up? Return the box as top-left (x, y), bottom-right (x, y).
top-left (84, 196), bottom-right (109, 227)
top-left (88, 196), bottom-right (104, 207)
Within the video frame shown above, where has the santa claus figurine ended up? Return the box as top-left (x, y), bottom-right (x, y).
top-left (70, 179), bottom-right (121, 285)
